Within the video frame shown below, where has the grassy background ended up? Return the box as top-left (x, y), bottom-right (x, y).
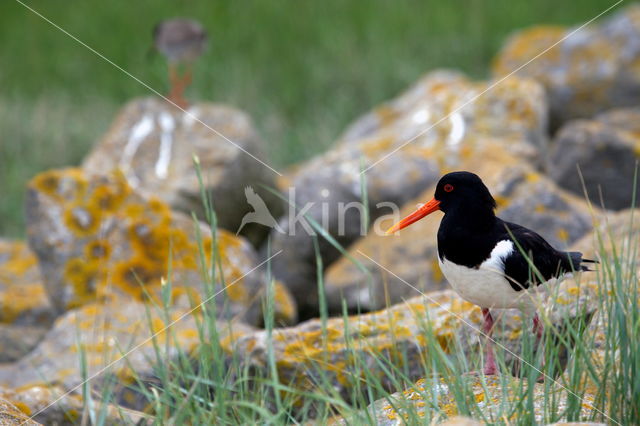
top-left (0, 0), bottom-right (616, 237)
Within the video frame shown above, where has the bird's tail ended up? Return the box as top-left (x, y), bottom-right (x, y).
top-left (567, 251), bottom-right (598, 272)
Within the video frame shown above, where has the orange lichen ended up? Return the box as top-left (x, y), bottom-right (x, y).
top-left (89, 184), bottom-right (127, 213)
top-left (64, 258), bottom-right (99, 307)
top-left (10, 400), bottom-right (32, 416)
top-left (556, 228), bottom-right (569, 243)
top-left (272, 281), bottom-right (296, 323)
top-left (0, 241), bottom-right (37, 275)
top-left (148, 196), bottom-right (171, 217)
top-left (0, 283), bottom-right (47, 323)
top-left (30, 171), bottom-right (61, 199)
top-left (85, 240), bottom-right (112, 260)
top-left (64, 204), bottom-right (100, 237)
top-left (111, 256), bottom-right (162, 299)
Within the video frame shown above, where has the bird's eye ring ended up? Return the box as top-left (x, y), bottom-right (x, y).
top-left (444, 184), bottom-right (454, 192)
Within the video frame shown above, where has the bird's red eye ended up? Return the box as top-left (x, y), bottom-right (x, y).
top-left (444, 184), bottom-right (454, 192)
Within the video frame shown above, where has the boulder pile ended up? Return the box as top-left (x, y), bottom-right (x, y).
top-left (2, 4), bottom-right (640, 424)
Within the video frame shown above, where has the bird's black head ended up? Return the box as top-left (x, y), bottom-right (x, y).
top-left (433, 171), bottom-right (496, 214)
top-left (386, 171), bottom-right (496, 234)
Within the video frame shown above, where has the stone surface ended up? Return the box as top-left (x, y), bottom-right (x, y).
top-left (234, 282), bottom-right (597, 406)
top-left (0, 240), bottom-right (56, 362)
top-left (493, 5), bottom-right (640, 128)
top-left (548, 109), bottom-right (640, 210)
top-left (25, 168), bottom-right (297, 326)
top-left (0, 300), bottom-right (255, 412)
top-left (323, 148), bottom-right (595, 313)
top-left (334, 375), bottom-right (599, 425)
top-left (0, 393), bottom-right (40, 425)
top-left (572, 208), bottom-right (640, 260)
top-left (0, 385), bottom-right (147, 425)
top-left (0, 239), bottom-right (54, 326)
top-left (269, 71), bottom-right (547, 314)
top-left (82, 97), bottom-right (282, 245)
top-left (0, 325), bottom-right (49, 363)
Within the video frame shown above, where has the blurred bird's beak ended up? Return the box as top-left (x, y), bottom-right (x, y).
top-left (385, 198), bottom-right (440, 234)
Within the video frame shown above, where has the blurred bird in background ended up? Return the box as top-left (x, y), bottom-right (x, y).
top-left (152, 18), bottom-right (208, 108)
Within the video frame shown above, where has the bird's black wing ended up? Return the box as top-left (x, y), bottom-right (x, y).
top-left (499, 220), bottom-right (575, 292)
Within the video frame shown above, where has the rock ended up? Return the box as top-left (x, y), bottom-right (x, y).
top-left (0, 239), bottom-right (54, 326)
top-left (0, 240), bottom-right (56, 362)
top-left (493, 5), bottom-right (640, 128)
top-left (82, 97), bottom-right (282, 245)
top-left (270, 71), bottom-right (547, 314)
top-left (25, 168), bottom-right (297, 326)
top-left (0, 394), bottom-right (40, 425)
top-left (333, 375), bottom-right (599, 425)
top-left (339, 70), bottom-right (547, 154)
top-left (234, 283), bottom-right (596, 408)
top-left (323, 148), bottom-right (595, 313)
top-left (548, 109), bottom-right (640, 210)
top-left (572, 208), bottom-right (640, 260)
top-left (0, 385), bottom-right (147, 425)
top-left (0, 299), bottom-right (255, 412)
top-left (0, 325), bottom-right (48, 363)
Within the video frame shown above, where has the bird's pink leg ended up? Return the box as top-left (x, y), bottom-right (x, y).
top-left (533, 313), bottom-right (543, 344)
top-left (482, 308), bottom-right (498, 375)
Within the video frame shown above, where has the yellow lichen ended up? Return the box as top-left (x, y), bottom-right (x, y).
top-left (0, 283), bottom-right (47, 323)
top-left (556, 228), bottom-right (569, 243)
top-left (111, 256), bottom-right (162, 299)
top-left (64, 258), bottom-right (99, 308)
top-left (85, 240), bottom-right (112, 260)
top-left (89, 184), bottom-right (127, 212)
top-left (64, 204), bottom-right (101, 237)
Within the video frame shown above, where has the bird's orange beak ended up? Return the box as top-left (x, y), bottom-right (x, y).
top-left (385, 198), bottom-right (441, 234)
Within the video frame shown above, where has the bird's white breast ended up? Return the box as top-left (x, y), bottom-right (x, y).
top-left (438, 240), bottom-right (544, 312)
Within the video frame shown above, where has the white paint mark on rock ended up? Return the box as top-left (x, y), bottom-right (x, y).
top-left (121, 114), bottom-right (154, 188)
top-left (155, 111), bottom-right (176, 179)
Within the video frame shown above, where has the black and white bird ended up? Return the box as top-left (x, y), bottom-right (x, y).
top-left (386, 171), bottom-right (595, 376)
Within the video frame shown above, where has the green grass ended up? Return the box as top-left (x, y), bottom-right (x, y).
top-left (0, 0), bottom-right (619, 237)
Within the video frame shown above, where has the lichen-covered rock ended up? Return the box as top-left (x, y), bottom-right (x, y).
top-left (323, 148), bottom-right (595, 313)
top-left (339, 70), bottom-right (547, 155)
top-left (493, 5), bottom-right (640, 128)
top-left (0, 300), bottom-right (255, 412)
top-left (572, 208), bottom-right (640, 260)
top-left (25, 168), bottom-right (297, 326)
top-left (234, 282), bottom-right (596, 406)
top-left (0, 393), bottom-right (40, 425)
top-left (0, 239), bottom-right (54, 326)
top-left (334, 375), bottom-right (599, 425)
top-left (0, 325), bottom-right (49, 363)
top-left (270, 71), bottom-right (547, 314)
top-left (82, 97), bottom-right (282, 245)
top-left (0, 385), bottom-right (147, 425)
top-left (0, 240), bottom-right (56, 362)
top-left (548, 109), bottom-right (640, 210)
